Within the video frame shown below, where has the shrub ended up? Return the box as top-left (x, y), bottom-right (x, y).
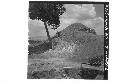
top-left (88, 56), bottom-right (104, 67)
top-left (79, 68), bottom-right (101, 79)
top-left (28, 41), bottom-right (52, 55)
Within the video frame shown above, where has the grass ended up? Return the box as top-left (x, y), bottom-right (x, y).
top-left (28, 53), bottom-right (104, 79)
top-left (27, 63), bottom-right (104, 79)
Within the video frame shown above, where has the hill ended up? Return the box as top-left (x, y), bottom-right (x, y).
top-left (29, 36), bottom-right (47, 41)
top-left (51, 23), bottom-right (104, 64)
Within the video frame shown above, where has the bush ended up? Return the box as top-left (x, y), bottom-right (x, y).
top-left (79, 68), bottom-right (103, 79)
top-left (88, 56), bottom-right (104, 67)
top-left (27, 69), bottom-right (57, 79)
top-left (28, 41), bottom-right (52, 55)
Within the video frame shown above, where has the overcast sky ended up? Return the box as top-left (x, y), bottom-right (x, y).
top-left (28, 4), bottom-right (104, 40)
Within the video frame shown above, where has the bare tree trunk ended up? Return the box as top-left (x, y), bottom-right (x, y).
top-left (44, 22), bottom-right (51, 42)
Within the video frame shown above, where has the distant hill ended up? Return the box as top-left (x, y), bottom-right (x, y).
top-left (29, 36), bottom-right (47, 41)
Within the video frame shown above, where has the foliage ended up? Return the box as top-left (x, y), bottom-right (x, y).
top-left (28, 41), bottom-right (52, 55)
top-left (79, 68), bottom-right (103, 79)
top-left (88, 56), bottom-right (104, 67)
top-left (29, 2), bottom-right (66, 29)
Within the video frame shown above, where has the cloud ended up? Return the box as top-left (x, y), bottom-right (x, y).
top-left (56, 4), bottom-right (96, 32)
top-left (58, 4), bottom-right (104, 35)
top-left (61, 4), bottom-right (96, 21)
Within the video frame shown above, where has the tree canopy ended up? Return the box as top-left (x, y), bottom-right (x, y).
top-left (29, 2), bottom-right (66, 29)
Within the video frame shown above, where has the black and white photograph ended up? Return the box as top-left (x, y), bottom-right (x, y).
top-left (2, 0), bottom-right (125, 82)
top-left (28, 1), bottom-right (109, 79)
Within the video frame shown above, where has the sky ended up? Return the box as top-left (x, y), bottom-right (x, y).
top-left (28, 4), bottom-right (104, 40)
top-left (94, 4), bottom-right (104, 18)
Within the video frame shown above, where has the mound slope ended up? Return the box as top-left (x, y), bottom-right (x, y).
top-left (51, 23), bottom-right (104, 64)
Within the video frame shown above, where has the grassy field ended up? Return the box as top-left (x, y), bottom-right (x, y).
top-left (28, 57), bottom-right (104, 79)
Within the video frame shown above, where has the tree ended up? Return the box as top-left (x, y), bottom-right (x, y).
top-left (29, 2), bottom-right (66, 42)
